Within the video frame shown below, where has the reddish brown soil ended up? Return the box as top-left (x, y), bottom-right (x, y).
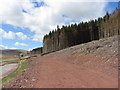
top-left (3, 52), bottom-right (118, 88)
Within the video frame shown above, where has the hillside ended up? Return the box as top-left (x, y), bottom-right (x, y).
top-left (30, 9), bottom-right (120, 55)
top-left (0, 49), bottom-right (28, 60)
top-left (42, 9), bottom-right (119, 54)
top-left (3, 36), bottom-right (118, 88)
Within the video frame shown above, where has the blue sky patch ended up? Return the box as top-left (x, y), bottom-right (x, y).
top-left (32, 1), bottom-right (48, 8)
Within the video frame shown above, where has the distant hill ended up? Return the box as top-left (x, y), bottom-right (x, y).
top-left (0, 49), bottom-right (28, 60)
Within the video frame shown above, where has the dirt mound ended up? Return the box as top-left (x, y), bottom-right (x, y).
top-left (3, 36), bottom-right (118, 88)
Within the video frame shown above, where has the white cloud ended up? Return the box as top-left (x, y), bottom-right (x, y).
top-left (0, 45), bottom-right (17, 49)
top-left (14, 42), bottom-right (29, 47)
top-left (0, 0), bottom-right (113, 41)
top-left (0, 28), bottom-right (16, 39)
top-left (9, 47), bottom-right (17, 49)
top-left (0, 28), bottom-right (29, 40)
top-left (28, 47), bottom-right (38, 51)
top-left (32, 33), bottom-right (44, 41)
top-left (0, 45), bottom-right (8, 49)
top-left (16, 32), bottom-right (29, 40)
top-left (45, 0), bottom-right (108, 21)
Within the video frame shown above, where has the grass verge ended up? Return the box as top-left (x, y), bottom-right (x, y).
top-left (0, 59), bottom-right (28, 85)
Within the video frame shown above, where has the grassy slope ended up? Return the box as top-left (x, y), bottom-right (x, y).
top-left (0, 59), bottom-right (28, 85)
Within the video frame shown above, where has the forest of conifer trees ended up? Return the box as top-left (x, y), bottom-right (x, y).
top-left (30, 9), bottom-right (120, 55)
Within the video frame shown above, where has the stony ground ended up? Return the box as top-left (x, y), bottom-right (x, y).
top-left (3, 36), bottom-right (119, 88)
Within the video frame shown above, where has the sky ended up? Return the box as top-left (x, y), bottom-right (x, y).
top-left (0, 0), bottom-right (119, 51)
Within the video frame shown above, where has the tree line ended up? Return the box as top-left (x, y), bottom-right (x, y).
top-left (30, 9), bottom-right (120, 55)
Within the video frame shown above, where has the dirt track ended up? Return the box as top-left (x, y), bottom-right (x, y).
top-left (3, 36), bottom-right (118, 88)
top-left (3, 54), bottom-right (118, 88)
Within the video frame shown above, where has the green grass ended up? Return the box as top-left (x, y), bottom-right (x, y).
top-left (0, 59), bottom-right (28, 85)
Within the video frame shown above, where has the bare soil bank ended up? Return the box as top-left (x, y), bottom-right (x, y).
top-left (3, 36), bottom-right (118, 88)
